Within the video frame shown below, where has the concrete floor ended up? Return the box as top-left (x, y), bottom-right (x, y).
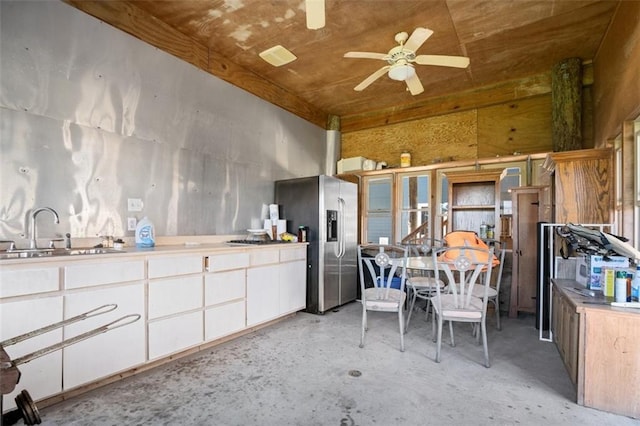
top-left (37, 302), bottom-right (637, 426)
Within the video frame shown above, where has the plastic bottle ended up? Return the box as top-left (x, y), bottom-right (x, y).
top-left (632, 265), bottom-right (640, 302)
top-left (614, 270), bottom-right (627, 303)
top-left (135, 216), bottom-right (155, 248)
top-left (400, 152), bottom-right (411, 167)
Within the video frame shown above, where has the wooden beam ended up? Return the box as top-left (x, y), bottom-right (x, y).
top-left (63, 1), bottom-right (328, 129)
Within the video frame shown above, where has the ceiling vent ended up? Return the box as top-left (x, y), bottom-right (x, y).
top-left (259, 45), bottom-right (297, 67)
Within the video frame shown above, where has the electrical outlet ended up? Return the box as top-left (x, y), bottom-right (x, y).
top-left (127, 198), bottom-right (143, 212)
top-left (127, 217), bottom-right (137, 231)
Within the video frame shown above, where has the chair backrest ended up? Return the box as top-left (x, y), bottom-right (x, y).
top-left (403, 237), bottom-right (445, 257)
top-left (443, 231), bottom-right (500, 267)
top-left (358, 244), bottom-right (409, 297)
top-left (433, 245), bottom-right (495, 310)
top-left (490, 241), bottom-right (507, 291)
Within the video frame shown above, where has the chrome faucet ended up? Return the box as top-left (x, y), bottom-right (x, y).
top-left (29, 207), bottom-right (60, 249)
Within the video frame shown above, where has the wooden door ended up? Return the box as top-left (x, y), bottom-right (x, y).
top-left (510, 187), bottom-right (544, 317)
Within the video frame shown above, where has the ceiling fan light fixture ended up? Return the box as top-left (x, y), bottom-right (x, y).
top-left (388, 64), bottom-right (415, 81)
top-left (259, 45), bottom-right (297, 67)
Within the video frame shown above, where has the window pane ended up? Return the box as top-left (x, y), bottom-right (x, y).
top-left (400, 210), bottom-right (430, 237)
top-left (368, 178), bottom-right (391, 211)
top-left (364, 176), bottom-right (392, 243)
top-left (366, 215), bottom-right (392, 244)
top-left (401, 175), bottom-right (429, 209)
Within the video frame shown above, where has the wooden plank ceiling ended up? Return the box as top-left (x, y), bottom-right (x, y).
top-left (65, 0), bottom-right (618, 131)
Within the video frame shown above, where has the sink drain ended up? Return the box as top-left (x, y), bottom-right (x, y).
top-left (348, 370), bottom-right (361, 377)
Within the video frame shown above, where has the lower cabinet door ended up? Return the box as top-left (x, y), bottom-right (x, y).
top-left (0, 297), bottom-right (63, 409)
top-left (148, 311), bottom-right (203, 360)
top-left (279, 260), bottom-right (306, 314)
top-left (63, 284), bottom-right (145, 389)
top-left (246, 264), bottom-right (280, 326)
top-left (205, 300), bottom-right (246, 341)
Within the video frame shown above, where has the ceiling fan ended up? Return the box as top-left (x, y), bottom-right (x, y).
top-left (344, 27), bottom-right (470, 95)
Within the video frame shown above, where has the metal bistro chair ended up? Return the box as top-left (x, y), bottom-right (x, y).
top-left (403, 237), bottom-right (446, 332)
top-left (431, 245), bottom-right (495, 367)
top-left (358, 244), bottom-right (409, 352)
top-left (470, 241), bottom-right (506, 330)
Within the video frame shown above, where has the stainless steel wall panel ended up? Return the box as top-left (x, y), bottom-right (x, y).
top-left (0, 2), bottom-right (326, 244)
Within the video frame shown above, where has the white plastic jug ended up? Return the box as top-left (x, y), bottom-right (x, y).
top-left (135, 216), bottom-right (155, 248)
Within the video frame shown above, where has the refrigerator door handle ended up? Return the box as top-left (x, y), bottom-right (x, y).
top-left (337, 197), bottom-right (346, 258)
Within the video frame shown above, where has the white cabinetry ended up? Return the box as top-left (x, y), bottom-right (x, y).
top-left (279, 247), bottom-right (307, 314)
top-left (204, 252), bottom-right (249, 341)
top-left (247, 264), bottom-right (280, 326)
top-left (247, 247), bottom-right (307, 326)
top-left (63, 284), bottom-right (145, 389)
top-left (62, 259), bottom-right (145, 389)
top-left (0, 243), bottom-right (307, 407)
top-left (0, 266), bottom-right (59, 298)
top-left (0, 296), bottom-right (63, 410)
top-left (147, 255), bottom-right (203, 360)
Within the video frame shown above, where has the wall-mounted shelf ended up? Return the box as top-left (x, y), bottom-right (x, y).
top-left (445, 169), bottom-right (504, 237)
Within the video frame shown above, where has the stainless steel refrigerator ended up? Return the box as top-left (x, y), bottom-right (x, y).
top-left (275, 175), bottom-right (358, 314)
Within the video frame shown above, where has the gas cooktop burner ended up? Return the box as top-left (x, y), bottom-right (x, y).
top-left (226, 240), bottom-right (287, 245)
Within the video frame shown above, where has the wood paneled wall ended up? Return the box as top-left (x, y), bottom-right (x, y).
top-left (342, 95), bottom-right (557, 167)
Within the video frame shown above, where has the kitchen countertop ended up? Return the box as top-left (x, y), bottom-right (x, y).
top-left (552, 278), bottom-right (639, 314)
top-left (0, 236), bottom-right (308, 265)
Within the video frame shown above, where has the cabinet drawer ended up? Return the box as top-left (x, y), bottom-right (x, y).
top-left (250, 249), bottom-right (279, 266)
top-left (280, 246), bottom-right (306, 262)
top-left (65, 260), bottom-right (144, 289)
top-left (148, 275), bottom-right (202, 319)
top-left (148, 311), bottom-right (203, 359)
top-left (205, 300), bottom-right (246, 341)
top-left (148, 255), bottom-right (202, 279)
top-left (205, 252), bottom-right (249, 272)
top-left (205, 269), bottom-right (245, 306)
top-left (0, 267), bottom-right (59, 297)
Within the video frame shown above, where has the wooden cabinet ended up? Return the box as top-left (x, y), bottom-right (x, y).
top-left (509, 186), bottom-right (549, 317)
top-left (551, 279), bottom-right (640, 418)
top-left (445, 169), bottom-right (504, 237)
top-left (546, 148), bottom-right (612, 224)
top-left (551, 286), bottom-right (580, 384)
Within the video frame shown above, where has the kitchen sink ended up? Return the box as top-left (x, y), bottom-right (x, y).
top-left (0, 247), bottom-right (125, 259)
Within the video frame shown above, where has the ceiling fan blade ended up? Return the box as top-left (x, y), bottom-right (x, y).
top-left (405, 73), bottom-right (424, 95)
top-left (415, 55), bottom-right (470, 68)
top-left (344, 51), bottom-right (389, 60)
top-left (354, 66), bottom-right (391, 91)
top-left (403, 27), bottom-right (434, 52)
top-left (305, 0), bottom-right (325, 30)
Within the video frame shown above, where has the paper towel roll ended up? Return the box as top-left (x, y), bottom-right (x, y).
top-left (269, 204), bottom-right (279, 221)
